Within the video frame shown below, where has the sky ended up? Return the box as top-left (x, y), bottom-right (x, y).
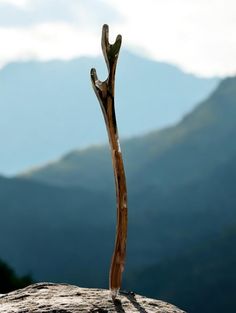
top-left (0, 0), bottom-right (235, 77)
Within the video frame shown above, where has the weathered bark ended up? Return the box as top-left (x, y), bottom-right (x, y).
top-left (0, 283), bottom-right (186, 313)
top-left (91, 24), bottom-right (128, 298)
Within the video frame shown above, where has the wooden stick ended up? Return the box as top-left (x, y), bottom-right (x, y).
top-left (90, 24), bottom-right (128, 300)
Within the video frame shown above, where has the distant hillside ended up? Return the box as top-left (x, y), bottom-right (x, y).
top-left (0, 175), bottom-right (114, 286)
top-left (0, 51), bottom-right (218, 175)
top-left (126, 164), bottom-right (236, 312)
top-left (1, 77), bottom-right (236, 312)
top-left (25, 77), bottom-right (236, 194)
top-left (126, 224), bottom-right (236, 313)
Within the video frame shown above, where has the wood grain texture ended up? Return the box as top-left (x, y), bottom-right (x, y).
top-left (91, 24), bottom-right (128, 298)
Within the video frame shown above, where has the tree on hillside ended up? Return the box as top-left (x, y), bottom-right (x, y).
top-left (0, 259), bottom-right (33, 293)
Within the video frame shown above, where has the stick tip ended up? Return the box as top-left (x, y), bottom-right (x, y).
top-left (90, 68), bottom-right (97, 82)
top-left (102, 24), bottom-right (109, 31)
top-left (102, 24), bottom-right (109, 48)
top-left (116, 34), bottom-right (122, 42)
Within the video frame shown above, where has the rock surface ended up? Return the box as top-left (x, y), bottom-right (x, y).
top-left (0, 282), bottom-right (186, 313)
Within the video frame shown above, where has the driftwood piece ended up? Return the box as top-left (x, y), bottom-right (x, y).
top-left (0, 283), bottom-right (186, 313)
top-left (91, 24), bottom-right (128, 299)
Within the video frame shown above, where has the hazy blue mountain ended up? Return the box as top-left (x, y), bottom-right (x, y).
top-left (126, 224), bottom-right (236, 313)
top-left (2, 154), bottom-right (236, 297)
top-left (0, 51), bottom-right (218, 175)
top-left (125, 155), bottom-right (236, 313)
top-left (25, 77), bottom-right (236, 195)
top-left (0, 175), bottom-right (115, 286)
top-left (1, 77), bottom-right (236, 312)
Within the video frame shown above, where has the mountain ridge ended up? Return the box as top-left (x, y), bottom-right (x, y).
top-left (1, 75), bottom-right (236, 313)
top-left (0, 50), bottom-right (218, 175)
top-left (23, 77), bottom-right (236, 193)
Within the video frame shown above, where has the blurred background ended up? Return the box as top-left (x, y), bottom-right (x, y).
top-left (0, 1), bottom-right (236, 312)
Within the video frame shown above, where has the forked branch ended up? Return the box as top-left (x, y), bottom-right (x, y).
top-left (90, 24), bottom-right (128, 300)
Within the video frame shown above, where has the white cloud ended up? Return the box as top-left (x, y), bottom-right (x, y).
top-left (0, 0), bottom-right (235, 76)
top-left (0, 23), bottom-right (100, 68)
top-left (0, 0), bottom-right (28, 8)
top-left (102, 0), bottom-right (236, 77)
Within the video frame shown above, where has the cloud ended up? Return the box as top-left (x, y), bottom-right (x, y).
top-left (104, 0), bottom-right (236, 77)
top-left (0, 0), bottom-right (121, 27)
top-left (0, 23), bottom-right (100, 68)
top-left (0, 0), bottom-right (28, 7)
top-left (0, 0), bottom-right (235, 76)
top-left (0, 0), bottom-right (121, 67)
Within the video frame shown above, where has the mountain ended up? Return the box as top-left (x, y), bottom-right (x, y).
top-left (1, 153), bottom-right (236, 311)
top-left (0, 175), bottom-right (115, 286)
top-left (0, 51), bottom-right (218, 175)
top-left (25, 77), bottom-right (236, 194)
top-left (125, 154), bottom-right (236, 312)
top-left (1, 77), bottom-right (236, 312)
top-left (126, 224), bottom-right (236, 313)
